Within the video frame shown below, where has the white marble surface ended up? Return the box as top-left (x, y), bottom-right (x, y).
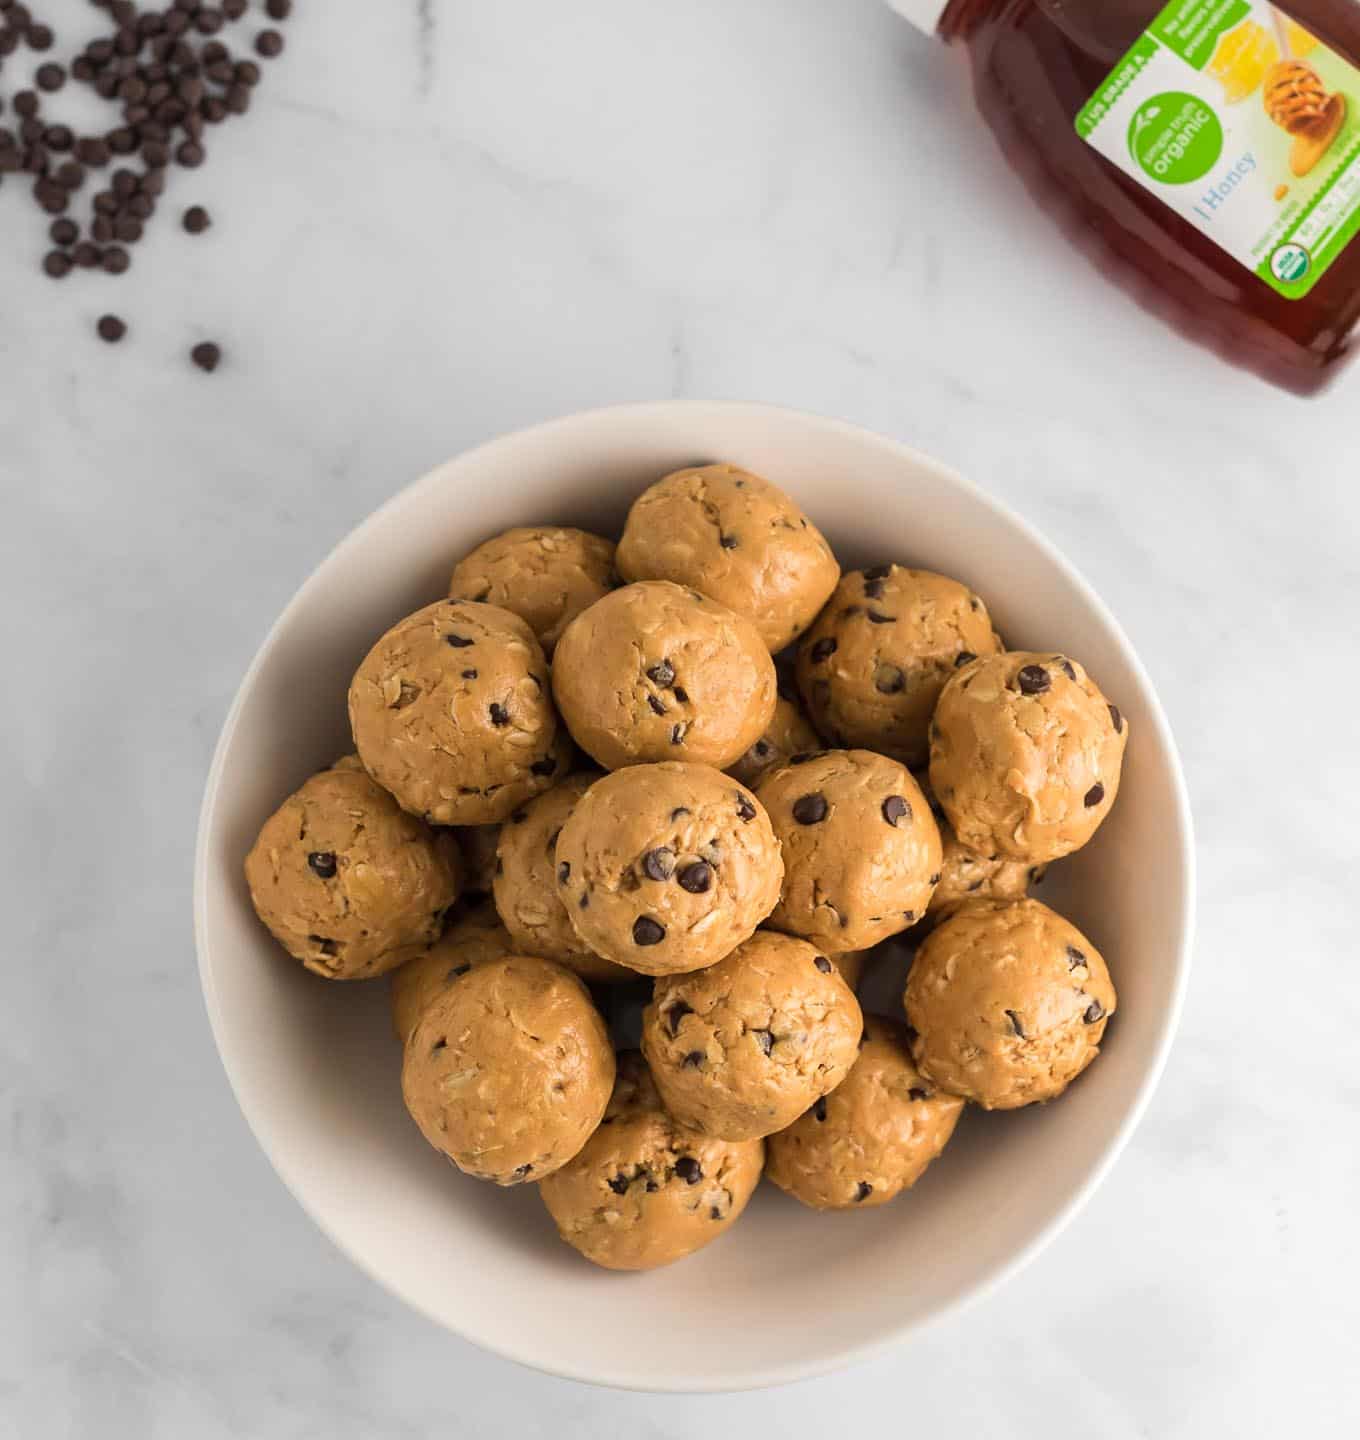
top-left (2, 0), bottom-right (1357, 1433)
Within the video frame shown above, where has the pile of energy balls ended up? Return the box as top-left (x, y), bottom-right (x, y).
top-left (245, 463), bottom-right (1128, 1272)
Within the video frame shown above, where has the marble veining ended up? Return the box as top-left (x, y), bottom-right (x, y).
top-left (1, 0), bottom-right (1356, 1434)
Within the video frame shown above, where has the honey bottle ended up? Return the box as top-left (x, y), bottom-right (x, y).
top-left (886, 0), bottom-right (1360, 392)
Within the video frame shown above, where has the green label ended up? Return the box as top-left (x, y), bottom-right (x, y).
top-left (1076, 0), bottom-right (1360, 298)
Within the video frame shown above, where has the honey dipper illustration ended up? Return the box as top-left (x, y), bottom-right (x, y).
top-left (1263, 8), bottom-right (1346, 176)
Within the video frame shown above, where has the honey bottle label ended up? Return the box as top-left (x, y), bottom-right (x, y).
top-left (1076, 1), bottom-right (1360, 297)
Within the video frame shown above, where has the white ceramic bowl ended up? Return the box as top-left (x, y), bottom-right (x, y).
top-left (195, 402), bottom-right (1193, 1392)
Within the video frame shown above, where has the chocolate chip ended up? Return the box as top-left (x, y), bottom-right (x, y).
top-left (671, 806), bottom-right (690, 820)
top-left (267, 0), bottom-right (293, 17)
top-left (42, 251), bottom-right (72, 277)
top-left (461, 669), bottom-right (478, 680)
top-left (96, 313), bottom-right (126, 342)
top-left (854, 1181), bottom-right (872, 1202)
top-left (666, 1000), bottom-right (693, 1036)
top-left (752, 740), bottom-right (770, 758)
top-left (306, 851), bottom-right (337, 879)
top-left (674, 1156), bottom-right (702, 1184)
top-left (488, 702), bottom-right (510, 727)
top-left (812, 1096), bottom-right (827, 1122)
top-left (1084, 782), bottom-right (1106, 807)
top-left (874, 664), bottom-right (904, 695)
top-left (646, 660), bottom-right (674, 686)
top-left (446, 964), bottom-right (470, 980)
top-left (792, 793), bottom-right (828, 825)
top-left (752, 1029), bottom-right (774, 1056)
top-left (181, 203), bottom-right (211, 234)
top-left (670, 724), bottom-right (685, 745)
top-left (49, 218), bottom-right (77, 246)
top-left (672, 686), bottom-right (689, 704)
top-left (908, 1087), bottom-right (930, 1102)
top-left (1084, 999), bottom-right (1105, 1024)
top-left (1017, 664), bottom-right (1050, 695)
top-left (529, 755), bottom-right (557, 776)
top-left (607, 1173), bottom-right (629, 1195)
top-left (176, 139), bottom-right (205, 167)
top-left (1109, 704), bottom-right (1123, 733)
top-left (642, 847), bottom-right (675, 881)
top-left (863, 565), bottom-right (891, 580)
top-left (512, 1163), bottom-right (533, 1179)
top-left (955, 651), bottom-right (976, 667)
top-left (710, 1206), bottom-right (722, 1220)
top-left (682, 1050), bottom-right (703, 1068)
top-left (814, 955), bottom-right (832, 973)
top-left (718, 533), bottom-right (738, 550)
top-left (190, 341), bottom-right (221, 372)
top-left (579, 893), bottom-right (589, 909)
top-left (632, 916), bottom-right (665, 946)
top-left (35, 63), bottom-right (65, 93)
top-left (1067, 945), bottom-right (1086, 970)
top-left (647, 694), bottom-right (667, 716)
top-left (929, 872), bottom-right (940, 884)
top-left (102, 246), bottom-right (130, 274)
top-left (1005, 1009), bottom-right (1025, 1038)
top-left (809, 637), bottom-right (837, 663)
top-left (677, 860), bottom-right (712, 894)
top-left (881, 795), bottom-right (910, 827)
top-left (556, 861), bottom-right (570, 886)
top-left (430, 1037), bottom-right (447, 1054)
top-left (509, 809), bottom-right (527, 825)
top-left (735, 793), bottom-right (756, 822)
top-left (902, 910), bottom-right (914, 923)
top-left (255, 28), bottom-right (284, 57)
top-left (867, 610), bottom-right (895, 624)
top-left (863, 577), bottom-right (885, 599)
top-left (1059, 658), bottom-right (1077, 681)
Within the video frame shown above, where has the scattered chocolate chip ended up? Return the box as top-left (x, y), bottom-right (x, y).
top-left (753, 1028), bottom-right (774, 1056)
top-left (175, 139), bottom-right (204, 167)
top-left (255, 28), bottom-right (284, 57)
top-left (854, 1181), bottom-right (872, 1202)
top-left (735, 793), bottom-right (756, 822)
top-left (682, 1050), bottom-right (703, 1068)
top-left (1059, 658), bottom-right (1077, 681)
top-left (632, 916), bottom-right (665, 946)
top-left (902, 909), bottom-right (915, 923)
top-left (672, 686), bottom-right (689, 704)
top-left (674, 1156), bottom-right (702, 1184)
top-left (710, 1205), bottom-right (722, 1219)
top-left (42, 250), bottom-right (72, 277)
top-left (190, 341), bottom-right (221, 372)
top-left (306, 850), bottom-right (338, 879)
top-left (102, 245), bottom-right (130, 273)
top-left (27, 23), bottom-right (54, 51)
top-left (813, 955), bottom-right (832, 973)
top-left (881, 795), bottom-right (910, 827)
top-left (1109, 704), bottom-right (1123, 733)
top-left (488, 702), bottom-right (510, 727)
top-left (1017, 664), bottom-right (1050, 696)
top-left (955, 651), bottom-right (977, 667)
top-left (182, 203), bottom-right (211, 234)
top-left (647, 694), bottom-right (667, 716)
top-left (267, 0), bottom-right (293, 18)
top-left (666, 1000), bottom-right (693, 1036)
top-left (809, 637), bottom-right (837, 663)
top-left (752, 740), bottom-right (770, 758)
top-left (646, 659), bottom-right (674, 686)
top-left (1005, 1009), bottom-right (1025, 1038)
top-left (1084, 999), bottom-right (1105, 1024)
top-left (1084, 782), bottom-right (1106, 807)
top-left (461, 668), bottom-right (478, 680)
top-left (867, 610), bottom-right (896, 624)
top-left (642, 847), bottom-right (675, 882)
top-left (874, 664), bottom-right (905, 694)
top-left (96, 313), bottom-right (126, 342)
top-left (607, 1173), bottom-right (629, 1195)
top-left (35, 62), bottom-right (64, 92)
top-left (530, 755), bottom-right (557, 777)
top-left (812, 1096), bottom-right (827, 1122)
top-left (445, 632), bottom-right (473, 647)
top-left (718, 533), bottom-right (738, 550)
top-left (676, 860), bottom-right (712, 894)
top-left (792, 793), bottom-right (828, 825)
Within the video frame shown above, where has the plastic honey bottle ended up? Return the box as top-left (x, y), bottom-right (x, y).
top-left (886, 0), bottom-right (1360, 392)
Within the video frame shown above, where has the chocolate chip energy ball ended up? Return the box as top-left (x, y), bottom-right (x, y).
top-left (552, 581), bottom-right (776, 771)
top-left (927, 827), bottom-right (1036, 922)
top-left (493, 774), bottom-right (634, 983)
top-left (904, 898), bottom-right (1117, 1109)
top-left (348, 600), bottom-right (570, 826)
top-left (401, 955), bottom-right (615, 1183)
top-left (554, 764), bottom-right (783, 977)
top-left (765, 1015), bottom-right (963, 1210)
top-left (448, 526), bottom-right (617, 657)
top-left (539, 1052), bottom-right (764, 1271)
top-left (642, 931), bottom-right (863, 1140)
top-left (616, 464), bottom-right (840, 651)
top-left (757, 750), bottom-right (941, 951)
top-left (389, 900), bottom-right (515, 1041)
top-left (245, 756), bottom-right (462, 980)
top-left (929, 651), bottom-right (1127, 863)
top-left (727, 693), bottom-right (821, 791)
top-left (797, 567), bottom-right (1003, 767)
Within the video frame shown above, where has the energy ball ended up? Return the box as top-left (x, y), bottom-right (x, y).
top-left (929, 651), bottom-right (1127, 863)
top-left (348, 599), bottom-right (571, 826)
top-left (757, 750), bottom-right (941, 952)
top-left (389, 900), bottom-right (515, 1041)
top-left (797, 566), bottom-right (1003, 767)
top-left (448, 526), bottom-right (617, 657)
top-left (727, 693), bottom-right (821, 791)
top-left (401, 955), bottom-right (615, 1183)
top-left (552, 581), bottom-right (776, 771)
top-left (928, 826), bottom-right (1037, 922)
top-left (245, 755), bottom-right (462, 980)
top-left (493, 774), bottom-right (634, 983)
top-left (904, 898), bottom-right (1117, 1109)
top-left (539, 1052), bottom-right (764, 1271)
top-left (554, 763), bottom-right (783, 977)
top-left (642, 930), bottom-right (863, 1140)
top-left (452, 823), bottom-right (501, 898)
top-left (765, 1015), bottom-right (963, 1210)
top-left (615, 463), bottom-right (840, 651)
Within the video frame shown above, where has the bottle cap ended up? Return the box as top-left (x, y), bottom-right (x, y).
top-left (884, 0), bottom-right (949, 35)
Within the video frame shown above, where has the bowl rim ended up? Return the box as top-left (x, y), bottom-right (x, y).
top-left (193, 399), bottom-right (1196, 1393)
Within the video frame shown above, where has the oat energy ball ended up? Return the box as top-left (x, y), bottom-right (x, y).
top-left (448, 526), bottom-right (617, 657)
top-left (401, 955), bottom-right (615, 1183)
top-left (642, 930), bottom-right (863, 1140)
top-left (552, 581), bottom-right (776, 771)
top-left (928, 825), bottom-right (1036, 920)
top-left (904, 898), bottom-right (1117, 1109)
top-left (929, 651), bottom-right (1127, 863)
top-left (389, 900), bottom-right (516, 1042)
top-left (493, 774), bottom-right (634, 983)
top-left (797, 566), bottom-right (1003, 767)
top-left (245, 756), bottom-right (462, 980)
top-left (727, 693), bottom-right (821, 791)
top-left (348, 599), bottom-right (570, 826)
top-left (616, 464), bottom-right (840, 651)
top-left (757, 750), bottom-right (941, 951)
top-left (554, 763), bottom-right (783, 976)
top-left (766, 1015), bottom-right (963, 1210)
top-left (539, 1052), bottom-right (764, 1271)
